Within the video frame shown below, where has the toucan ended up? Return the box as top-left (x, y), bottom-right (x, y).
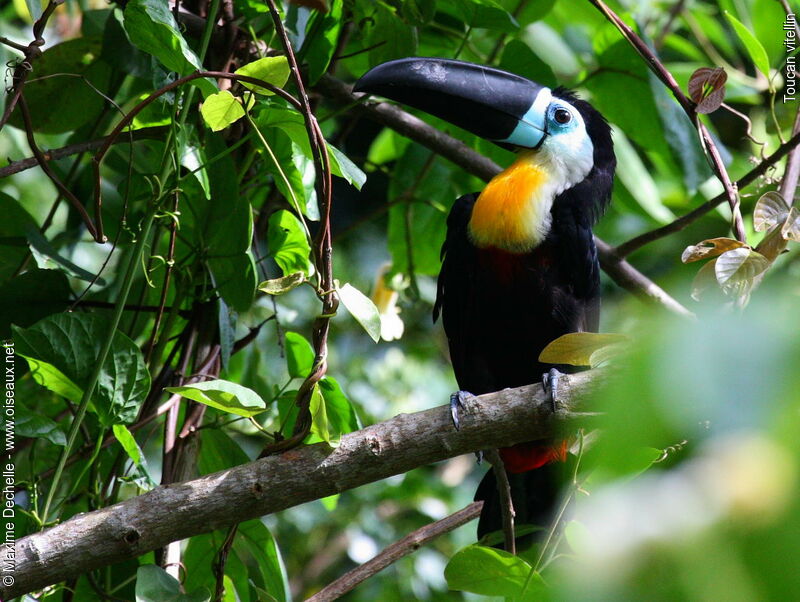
top-left (354, 58), bottom-right (616, 547)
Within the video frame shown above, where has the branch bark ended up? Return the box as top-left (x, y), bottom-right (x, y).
top-left (316, 76), bottom-right (694, 318)
top-left (4, 369), bottom-right (604, 599)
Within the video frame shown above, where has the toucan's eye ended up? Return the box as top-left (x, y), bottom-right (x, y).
top-left (554, 108), bottom-right (572, 125)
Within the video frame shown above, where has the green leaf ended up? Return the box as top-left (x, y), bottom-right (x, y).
top-left (444, 544), bottom-right (533, 597)
top-left (327, 144), bottom-right (367, 190)
top-left (285, 331), bottom-right (315, 379)
top-left (197, 429), bottom-right (250, 475)
top-left (208, 252), bottom-right (257, 313)
top-left (26, 225), bottom-right (106, 284)
top-left (443, 0), bottom-right (519, 32)
top-left (714, 247), bottom-right (770, 296)
top-left (586, 41), bottom-right (672, 163)
top-left (123, 0), bottom-right (216, 95)
top-left (267, 210), bottom-right (312, 276)
top-left (753, 191), bottom-right (789, 232)
top-left (113, 424), bottom-right (156, 487)
top-left (166, 379), bottom-right (268, 417)
top-left (6, 37), bottom-right (111, 133)
top-left (13, 313), bottom-right (150, 426)
top-left (309, 384), bottom-right (332, 444)
top-left (724, 11), bottom-right (771, 79)
top-left (235, 56), bottom-right (291, 95)
top-left (366, 128), bottom-right (411, 167)
top-left (235, 520), bottom-right (289, 602)
top-left (113, 424), bottom-right (142, 465)
top-left (612, 127), bottom-right (675, 223)
top-left (300, 0), bottom-right (343, 84)
top-left (0, 269), bottom-right (71, 339)
top-left (200, 90), bottom-right (245, 131)
top-left (0, 192), bottom-right (36, 284)
top-left (387, 145), bottom-right (455, 276)
top-left (337, 283), bottom-right (381, 343)
top-left (500, 40), bottom-right (557, 88)
top-left (135, 565), bottom-right (210, 602)
top-left (259, 272), bottom-right (307, 295)
top-left (362, 1), bottom-right (417, 64)
top-left (15, 405), bottom-right (66, 446)
top-left (318, 376), bottom-right (361, 435)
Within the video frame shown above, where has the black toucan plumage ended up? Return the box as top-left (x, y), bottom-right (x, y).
top-left (355, 58), bottom-right (616, 547)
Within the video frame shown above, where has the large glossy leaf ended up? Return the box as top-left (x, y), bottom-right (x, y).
top-left (500, 39), bottom-right (557, 88)
top-left (208, 252), bottom-right (257, 313)
top-left (445, 544), bottom-right (540, 598)
top-left (135, 565), bottom-right (210, 602)
top-left (16, 404), bottom-right (66, 446)
top-left (200, 90), bottom-right (245, 131)
top-left (166, 379), bottom-right (268, 417)
top-left (267, 210), bottom-right (312, 277)
top-left (13, 313), bottom-right (150, 426)
top-left (337, 283), bottom-right (381, 343)
top-left (235, 56), bottom-right (291, 94)
top-left (725, 11), bottom-right (771, 79)
top-left (285, 331), bottom-right (315, 379)
top-left (123, 0), bottom-right (216, 95)
top-left (0, 193), bottom-right (36, 284)
top-left (7, 37), bottom-right (111, 133)
top-left (0, 269), bottom-right (71, 339)
top-left (309, 377), bottom-right (360, 446)
top-left (234, 520), bottom-right (289, 602)
top-left (300, 0), bottom-right (342, 84)
top-left (586, 40), bottom-right (672, 163)
top-left (387, 145), bottom-right (457, 277)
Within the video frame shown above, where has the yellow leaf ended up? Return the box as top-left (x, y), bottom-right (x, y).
top-left (539, 332), bottom-right (628, 367)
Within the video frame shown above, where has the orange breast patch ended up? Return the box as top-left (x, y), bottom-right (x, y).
top-left (468, 156), bottom-right (549, 252)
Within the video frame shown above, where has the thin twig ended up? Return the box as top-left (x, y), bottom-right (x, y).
top-left (615, 129), bottom-right (800, 257)
top-left (306, 502), bottom-right (484, 602)
top-left (0, 127), bottom-right (166, 179)
top-left (587, 0), bottom-right (746, 243)
top-left (484, 449), bottom-right (516, 555)
top-left (0, 0), bottom-right (63, 132)
top-left (17, 95), bottom-right (100, 240)
top-left (258, 0), bottom-right (337, 454)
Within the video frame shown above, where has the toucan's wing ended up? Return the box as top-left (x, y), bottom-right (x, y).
top-left (549, 178), bottom-right (609, 333)
top-left (435, 193), bottom-right (491, 390)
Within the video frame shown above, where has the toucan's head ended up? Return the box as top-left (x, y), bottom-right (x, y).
top-left (354, 57), bottom-right (613, 183)
top-left (355, 57), bottom-right (615, 251)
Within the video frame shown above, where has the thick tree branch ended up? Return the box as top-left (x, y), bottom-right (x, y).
top-left (5, 370), bottom-right (603, 599)
top-left (316, 76), bottom-right (693, 317)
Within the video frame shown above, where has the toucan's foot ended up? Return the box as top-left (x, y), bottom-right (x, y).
top-left (542, 368), bottom-right (563, 412)
top-left (449, 390), bottom-right (475, 431)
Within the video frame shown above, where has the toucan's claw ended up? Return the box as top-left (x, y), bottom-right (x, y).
top-left (449, 390), bottom-right (475, 431)
top-left (542, 368), bottom-right (562, 413)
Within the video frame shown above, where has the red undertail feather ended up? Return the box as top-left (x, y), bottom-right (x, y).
top-left (499, 439), bottom-right (569, 473)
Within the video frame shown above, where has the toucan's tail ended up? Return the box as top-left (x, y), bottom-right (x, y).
top-left (474, 462), bottom-right (561, 550)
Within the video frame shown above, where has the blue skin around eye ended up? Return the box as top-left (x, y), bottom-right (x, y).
top-left (498, 89), bottom-right (551, 149)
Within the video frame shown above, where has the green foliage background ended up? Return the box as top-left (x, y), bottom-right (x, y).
top-left (1, 0), bottom-right (798, 600)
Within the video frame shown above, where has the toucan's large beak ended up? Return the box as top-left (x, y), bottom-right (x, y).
top-left (354, 57), bottom-right (552, 149)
